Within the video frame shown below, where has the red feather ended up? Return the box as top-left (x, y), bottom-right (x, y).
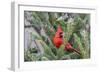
top-left (53, 25), bottom-right (80, 55)
top-left (53, 25), bottom-right (63, 48)
top-left (65, 43), bottom-right (81, 55)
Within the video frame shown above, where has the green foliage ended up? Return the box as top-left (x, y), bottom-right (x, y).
top-left (24, 12), bottom-right (90, 61)
top-left (56, 45), bottom-right (65, 59)
top-left (39, 40), bottom-right (57, 60)
top-left (24, 48), bottom-right (39, 61)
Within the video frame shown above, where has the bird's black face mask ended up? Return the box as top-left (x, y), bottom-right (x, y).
top-left (59, 32), bottom-right (63, 38)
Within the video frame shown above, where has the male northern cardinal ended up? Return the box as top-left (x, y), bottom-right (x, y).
top-left (53, 25), bottom-right (80, 55)
top-left (53, 25), bottom-right (63, 48)
top-left (65, 43), bottom-right (81, 55)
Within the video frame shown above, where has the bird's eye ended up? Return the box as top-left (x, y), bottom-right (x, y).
top-left (59, 32), bottom-right (63, 38)
top-left (59, 32), bottom-right (63, 34)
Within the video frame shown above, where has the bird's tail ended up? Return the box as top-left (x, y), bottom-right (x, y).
top-left (72, 48), bottom-right (81, 55)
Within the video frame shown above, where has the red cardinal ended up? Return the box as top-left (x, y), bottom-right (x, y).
top-left (65, 43), bottom-right (81, 55)
top-left (53, 25), bottom-right (63, 48)
top-left (53, 25), bottom-right (80, 55)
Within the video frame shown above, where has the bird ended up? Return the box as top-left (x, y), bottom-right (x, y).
top-left (53, 25), bottom-right (63, 48)
top-left (53, 25), bottom-right (80, 55)
top-left (65, 43), bottom-right (81, 55)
